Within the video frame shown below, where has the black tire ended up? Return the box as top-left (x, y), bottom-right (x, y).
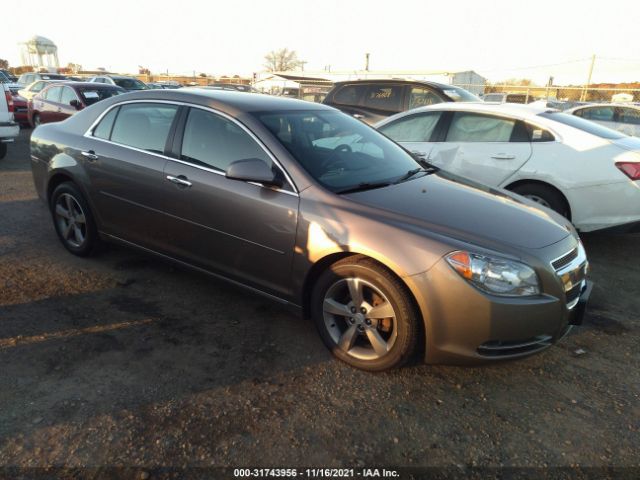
top-left (511, 183), bottom-right (569, 218)
top-left (0, 143), bottom-right (6, 160)
top-left (311, 255), bottom-right (421, 371)
top-left (32, 113), bottom-right (40, 128)
top-left (50, 182), bottom-right (99, 256)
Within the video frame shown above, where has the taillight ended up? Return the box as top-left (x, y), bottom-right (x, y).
top-left (4, 89), bottom-right (13, 113)
top-left (616, 162), bottom-right (640, 181)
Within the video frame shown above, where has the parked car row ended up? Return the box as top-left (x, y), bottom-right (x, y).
top-left (0, 83), bottom-right (20, 159)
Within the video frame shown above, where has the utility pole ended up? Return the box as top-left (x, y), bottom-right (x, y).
top-left (365, 53), bottom-right (370, 72)
top-left (581, 54), bottom-right (596, 102)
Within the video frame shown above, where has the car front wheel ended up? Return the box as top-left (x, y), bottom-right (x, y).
top-left (311, 256), bottom-right (421, 371)
top-left (50, 182), bottom-right (99, 256)
top-left (511, 183), bottom-right (570, 219)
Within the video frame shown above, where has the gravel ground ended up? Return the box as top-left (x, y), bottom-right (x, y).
top-left (0, 129), bottom-right (638, 479)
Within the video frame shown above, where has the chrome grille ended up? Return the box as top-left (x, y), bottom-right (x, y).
top-left (551, 244), bottom-right (587, 310)
top-left (552, 248), bottom-right (578, 270)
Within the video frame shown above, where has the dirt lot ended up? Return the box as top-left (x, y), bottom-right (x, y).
top-left (0, 129), bottom-right (638, 478)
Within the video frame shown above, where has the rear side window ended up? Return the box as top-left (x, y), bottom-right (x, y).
top-left (539, 112), bottom-right (626, 140)
top-left (379, 112), bottom-right (442, 142)
top-left (180, 108), bottom-right (272, 172)
top-left (333, 85), bottom-right (365, 106)
top-left (43, 86), bottom-right (63, 102)
top-left (524, 123), bottom-right (555, 142)
top-left (408, 87), bottom-right (442, 109)
top-left (60, 87), bottom-right (77, 105)
top-left (93, 107), bottom-right (120, 140)
top-left (446, 112), bottom-right (515, 142)
top-left (364, 85), bottom-right (403, 112)
top-left (110, 103), bottom-right (178, 153)
top-left (619, 108), bottom-right (640, 125)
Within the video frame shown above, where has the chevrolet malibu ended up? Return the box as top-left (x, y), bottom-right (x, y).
top-left (30, 90), bottom-right (590, 370)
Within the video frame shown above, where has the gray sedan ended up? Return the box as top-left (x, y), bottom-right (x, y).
top-left (30, 89), bottom-right (590, 370)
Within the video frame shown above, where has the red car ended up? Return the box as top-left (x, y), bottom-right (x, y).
top-left (28, 82), bottom-right (125, 127)
top-left (6, 84), bottom-right (29, 127)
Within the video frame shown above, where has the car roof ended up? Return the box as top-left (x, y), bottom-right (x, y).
top-left (107, 88), bottom-right (335, 114)
top-left (332, 79), bottom-right (455, 90)
top-left (565, 103), bottom-right (640, 111)
top-left (406, 101), bottom-right (553, 117)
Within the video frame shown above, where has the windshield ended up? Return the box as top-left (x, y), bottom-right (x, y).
top-left (114, 78), bottom-right (148, 90)
top-left (78, 87), bottom-right (124, 105)
top-left (443, 86), bottom-right (481, 102)
top-left (255, 110), bottom-right (422, 192)
top-left (539, 111), bottom-right (626, 139)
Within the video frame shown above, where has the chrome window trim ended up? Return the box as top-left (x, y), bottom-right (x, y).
top-left (82, 99), bottom-right (299, 196)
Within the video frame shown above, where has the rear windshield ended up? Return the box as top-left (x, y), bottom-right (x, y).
top-left (442, 86), bottom-right (480, 102)
top-left (40, 74), bottom-right (67, 80)
top-left (113, 78), bottom-right (148, 90)
top-left (538, 112), bottom-right (627, 139)
top-left (78, 87), bottom-right (124, 105)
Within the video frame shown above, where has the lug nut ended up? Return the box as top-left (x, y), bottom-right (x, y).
top-left (349, 317), bottom-right (355, 324)
top-left (365, 319), bottom-right (372, 326)
top-left (350, 307), bottom-right (357, 313)
top-left (360, 307), bottom-right (367, 314)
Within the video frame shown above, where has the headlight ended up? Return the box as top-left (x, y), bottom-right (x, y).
top-left (446, 251), bottom-right (540, 297)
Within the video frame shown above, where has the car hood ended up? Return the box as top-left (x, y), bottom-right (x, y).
top-left (346, 171), bottom-right (571, 250)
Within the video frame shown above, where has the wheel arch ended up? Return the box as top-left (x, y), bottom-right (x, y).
top-left (504, 179), bottom-right (572, 221)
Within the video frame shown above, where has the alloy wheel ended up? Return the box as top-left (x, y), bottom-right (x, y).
top-left (524, 194), bottom-right (551, 208)
top-left (322, 277), bottom-right (398, 360)
top-left (54, 193), bottom-right (87, 248)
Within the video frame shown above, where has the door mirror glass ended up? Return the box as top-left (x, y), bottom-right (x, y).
top-left (70, 99), bottom-right (82, 110)
top-left (226, 158), bottom-right (282, 187)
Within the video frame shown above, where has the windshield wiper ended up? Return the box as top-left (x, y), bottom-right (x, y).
top-left (393, 164), bottom-right (439, 184)
top-left (335, 181), bottom-right (392, 195)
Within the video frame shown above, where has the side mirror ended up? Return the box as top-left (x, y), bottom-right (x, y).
top-left (226, 158), bottom-right (282, 188)
top-left (70, 99), bottom-right (82, 110)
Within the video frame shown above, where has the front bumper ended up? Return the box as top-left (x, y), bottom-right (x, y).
top-left (407, 257), bottom-right (591, 365)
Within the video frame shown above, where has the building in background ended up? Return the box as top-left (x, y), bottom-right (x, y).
top-left (19, 36), bottom-right (59, 71)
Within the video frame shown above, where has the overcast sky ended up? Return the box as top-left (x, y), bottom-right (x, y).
top-left (1, 0), bottom-right (639, 84)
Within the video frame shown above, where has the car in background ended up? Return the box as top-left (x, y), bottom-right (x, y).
top-left (30, 89), bottom-right (589, 370)
top-left (483, 92), bottom-right (537, 104)
top-left (376, 103), bottom-right (640, 233)
top-left (1, 69), bottom-right (18, 82)
top-left (0, 83), bottom-right (20, 159)
top-left (323, 79), bottom-right (480, 125)
top-left (88, 75), bottom-right (149, 91)
top-left (17, 72), bottom-right (68, 86)
top-left (565, 103), bottom-right (640, 137)
top-left (28, 82), bottom-right (125, 127)
top-left (18, 79), bottom-right (72, 101)
top-left (5, 84), bottom-right (29, 127)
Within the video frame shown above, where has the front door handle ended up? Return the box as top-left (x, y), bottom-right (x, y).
top-left (166, 175), bottom-right (192, 188)
top-left (491, 153), bottom-right (516, 160)
top-left (81, 150), bottom-right (99, 161)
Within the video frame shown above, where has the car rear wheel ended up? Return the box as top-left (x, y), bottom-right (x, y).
top-left (511, 183), bottom-right (569, 219)
top-left (311, 256), bottom-right (421, 371)
top-left (32, 113), bottom-right (41, 128)
top-left (50, 182), bottom-right (99, 256)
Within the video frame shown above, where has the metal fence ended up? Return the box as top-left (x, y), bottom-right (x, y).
top-left (454, 84), bottom-right (640, 104)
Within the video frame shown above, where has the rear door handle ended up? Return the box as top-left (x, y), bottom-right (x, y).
top-left (352, 114), bottom-right (365, 119)
top-left (81, 150), bottom-right (99, 161)
top-left (166, 175), bottom-right (192, 187)
top-left (491, 153), bottom-right (516, 160)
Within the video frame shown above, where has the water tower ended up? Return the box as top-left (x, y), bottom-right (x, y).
top-left (19, 36), bottom-right (60, 70)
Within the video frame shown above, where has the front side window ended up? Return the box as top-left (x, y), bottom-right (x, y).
top-left (109, 103), bottom-right (178, 153)
top-left (379, 112), bottom-right (442, 142)
top-left (43, 86), bottom-right (63, 102)
top-left (60, 87), bottom-right (77, 105)
top-left (408, 87), bottom-right (442, 109)
top-left (181, 108), bottom-right (272, 172)
top-left (364, 85), bottom-right (403, 112)
top-left (255, 110), bottom-right (421, 192)
top-left (446, 112), bottom-right (515, 142)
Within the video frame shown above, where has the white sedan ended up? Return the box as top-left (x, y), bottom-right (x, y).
top-left (375, 103), bottom-right (640, 232)
top-left (564, 103), bottom-right (640, 137)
